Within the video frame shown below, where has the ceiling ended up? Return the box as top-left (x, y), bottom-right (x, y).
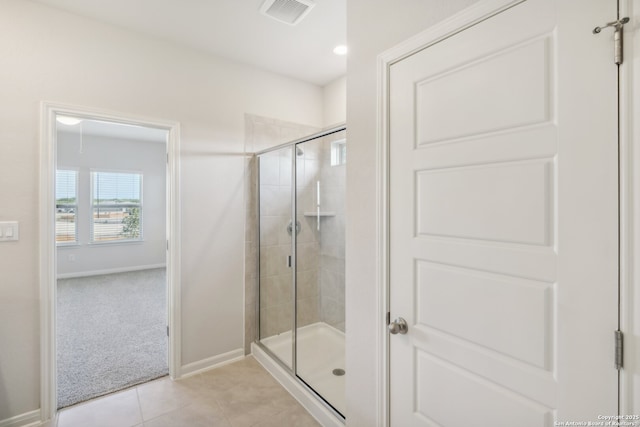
top-left (32, 0), bottom-right (346, 86)
top-left (58, 118), bottom-right (168, 143)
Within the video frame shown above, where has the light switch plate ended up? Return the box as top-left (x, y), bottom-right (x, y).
top-left (0, 221), bottom-right (19, 242)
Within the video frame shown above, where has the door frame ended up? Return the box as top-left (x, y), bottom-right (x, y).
top-left (39, 102), bottom-right (182, 421)
top-left (376, 0), bottom-right (629, 424)
top-left (620, 0), bottom-right (637, 415)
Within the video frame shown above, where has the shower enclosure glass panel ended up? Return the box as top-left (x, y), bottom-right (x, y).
top-left (258, 146), bottom-right (294, 369)
top-left (256, 127), bottom-right (346, 420)
top-left (295, 130), bottom-right (346, 417)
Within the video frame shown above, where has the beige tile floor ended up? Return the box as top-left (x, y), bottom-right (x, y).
top-left (46, 356), bottom-right (320, 427)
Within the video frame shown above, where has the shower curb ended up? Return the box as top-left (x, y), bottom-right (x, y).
top-left (252, 342), bottom-right (344, 427)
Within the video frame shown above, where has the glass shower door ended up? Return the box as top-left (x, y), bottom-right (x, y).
top-left (258, 146), bottom-right (294, 369)
top-left (295, 130), bottom-right (346, 416)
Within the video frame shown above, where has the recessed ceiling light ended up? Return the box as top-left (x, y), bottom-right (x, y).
top-left (333, 45), bottom-right (348, 56)
top-left (56, 116), bottom-right (82, 126)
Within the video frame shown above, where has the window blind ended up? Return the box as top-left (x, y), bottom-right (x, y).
top-left (56, 169), bottom-right (78, 244)
top-left (91, 171), bottom-right (143, 242)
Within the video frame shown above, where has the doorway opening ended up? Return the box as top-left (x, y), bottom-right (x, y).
top-left (40, 104), bottom-right (181, 418)
top-left (56, 117), bottom-right (168, 407)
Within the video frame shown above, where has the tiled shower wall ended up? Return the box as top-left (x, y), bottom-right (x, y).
top-left (317, 132), bottom-right (346, 332)
top-left (244, 116), bottom-right (346, 354)
top-left (244, 115), bottom-right (319, 354)
top-left (296, 140), bottom-right (322, 331)
top-left (259, 147), bottom-right (298, 339)
top-left (296, 132), bottom-right (346, 333)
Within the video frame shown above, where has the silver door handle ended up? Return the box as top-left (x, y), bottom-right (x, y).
top-left (388, 317), bottom-right (408, 335)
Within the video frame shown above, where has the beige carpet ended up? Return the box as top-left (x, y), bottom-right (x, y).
top-left (56, 268), bottom-right (168, 408)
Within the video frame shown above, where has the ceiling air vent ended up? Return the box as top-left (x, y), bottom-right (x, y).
top-left (260, 0), bottom-right (316, 26)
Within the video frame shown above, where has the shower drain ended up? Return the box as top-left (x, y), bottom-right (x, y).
top-left (332, 368), bottom-right (345, 376)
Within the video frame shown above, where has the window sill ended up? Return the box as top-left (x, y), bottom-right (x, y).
top-left (88, 240), bottom-right (145, 247)
top-left (56, 243), bottom-right (80, 248)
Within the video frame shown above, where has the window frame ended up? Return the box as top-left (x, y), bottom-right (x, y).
top-left (330, 138), bottom-right (347, 166)
top-left (89, 169), bottom-right (144, 244)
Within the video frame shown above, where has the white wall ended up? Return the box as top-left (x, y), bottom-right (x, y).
top-left (56, 132), bottom-right (167, 277)
top-left (0, 0), bottom-right (322, 421)
top-left (323, 76), bottom-right (347, 127)
top-left (345, 0), bottom-right (478, 424)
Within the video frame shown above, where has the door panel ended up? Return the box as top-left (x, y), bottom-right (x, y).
top-left (415, 37), bottom-right (551, 145)
top-left (295, 130), bottom-right (347, 417)
top-left (389, 0), bottom-right (618, 424)
top-left (415, 160), bottom-right (551, 245)
top-left (415, 353), bottom-right (551, 427)
top-left (258, 146), bottom-right (294, 369)
top-left (416, 262), bottom-right (552, 368)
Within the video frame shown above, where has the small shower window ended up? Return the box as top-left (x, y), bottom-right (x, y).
top-left (331, 139), bottom-right (346, 166)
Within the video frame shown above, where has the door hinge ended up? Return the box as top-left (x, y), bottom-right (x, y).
top-left (593, 17), bottom-right (630, 65)
top-left (615, 329), bottom-right (623, 370)
top-left (166, 326), bottom-right (170, 337)
top-left (166, 153), bottom-right (169, 163)
top-left (167, 240), bottom-right (169, 250)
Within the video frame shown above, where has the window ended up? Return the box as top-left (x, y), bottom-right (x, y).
top-left (56, 169), bottom-right (78, 244)
top-left (91, 171), bottom-right (143, 243)
top-left (330, 139), bottom-right (347, 166)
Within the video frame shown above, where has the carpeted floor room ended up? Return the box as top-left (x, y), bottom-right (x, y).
top-left (56, 268), bottom-right (168, 408)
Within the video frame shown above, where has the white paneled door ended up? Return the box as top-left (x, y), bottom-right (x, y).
top-left (388, 0), bottom-right (619, 425)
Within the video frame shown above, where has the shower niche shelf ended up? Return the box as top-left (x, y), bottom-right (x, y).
top-left (303, 211), bottom-right (336, 217)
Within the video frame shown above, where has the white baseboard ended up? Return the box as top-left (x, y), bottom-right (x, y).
top-left (57, 263), bottom-right (166, 279)
top-left (0, 410), bottom-right (42, 427)
top-left (178, 348), bottom-right (244, 378)
top-left (252, 342), bottom-right (344, 427)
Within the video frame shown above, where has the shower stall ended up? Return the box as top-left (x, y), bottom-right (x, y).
top-left (253, 126), bottom-right (346, 421)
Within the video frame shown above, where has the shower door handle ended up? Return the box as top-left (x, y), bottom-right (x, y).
top-left (287, 220), bottom-right (301, 236)
top-left (388, 317), bottom-right (408, 335)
